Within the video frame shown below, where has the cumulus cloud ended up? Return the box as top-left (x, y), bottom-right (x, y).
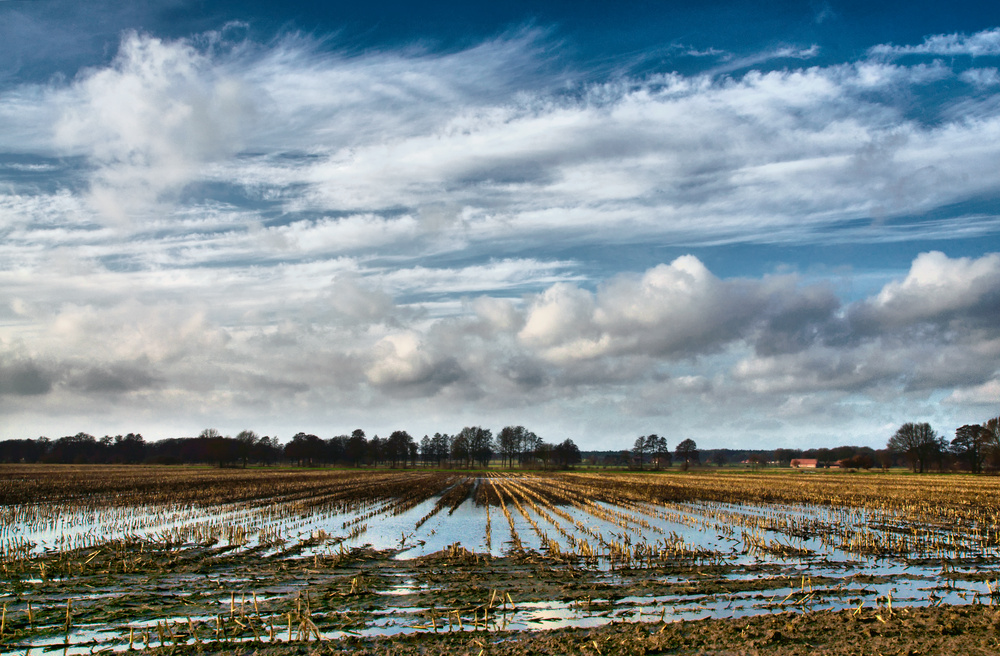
top-left (961, 67), bottom-right (1000, 88)
top-left (733, 343), bottom-right (919, 397)
top-left (0, 351), bottom-right (54, 396)
top-left (0, 345), bottom-right (161, 398)
top-left (735, 252), bottom-right (1000, 396)
top-left (2, 248), bottom-right (999, 445)
top-left (518, 283), bottom-right (598, 354)
top-left (326, 274), bottom-right (395, 324)
top-left (45, 301), bottom-right (231, 364)
top-left (850, 251), bottom-right (1000, 331)
top-left (752, 283), bottom-right (842, 356)
top-left (365, 331), bottom-right (463, 394)
top-left (517, 256), bottom-right (836, 364)
top-left (471, 297), bottom-right (523, 333)
top-left (53, 31), bottom-right (256, 223)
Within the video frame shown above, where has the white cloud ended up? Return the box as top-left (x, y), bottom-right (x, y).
top-left (1, 249), bottom-right (997, 447)
top-left (945, 379), bottom-right (1000, 405)
top-left (46, 300), bottom-right (231, 364)
top-left (733, 252), bottom-right (1000, 398)
top-left (961, 67), bottom-right (1000, 88)
top-left (366, 332), bottom-right (431, 386)
top-left (518, 256), bottom-right (832, 364)
top-left (4, 26), bottom-right (1000, 446)
top-left (378, 259), bottom-right (580, 299)
top-left (518, 283), bottom-right (599, 357)
top-left (326, 274), bottom-right (395, 324)
top-left (853, 251), bottom-right (1000, 328)
top-left (471, 296), bottom-right (523, 333)
top-left (4, 28), bottom-right (1000, 250)
top-left (364, 331), bottom-right (463, 394)
top-left (53, 31), bottom-right (256, 223)
top-left (869, 28), bottom-right (1000, 58)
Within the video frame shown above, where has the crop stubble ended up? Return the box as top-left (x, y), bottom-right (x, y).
top-left (3, 465), bottom-right (1000, 653)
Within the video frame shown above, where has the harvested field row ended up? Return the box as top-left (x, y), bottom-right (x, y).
top-left (3, 466), bottom-right (1000, 654)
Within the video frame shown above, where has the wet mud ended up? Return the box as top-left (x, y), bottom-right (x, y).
top-left (3, 541), bottom-right (1000, 654)
top-left (141, 603), bottom-right (1000, 655)
top-left (6, 466), bottom-right (1000, 654)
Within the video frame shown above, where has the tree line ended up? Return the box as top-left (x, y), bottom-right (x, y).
top-left (886, 415), bottom-right (1000, 473)
top-left (3, 413), bottom-right (997, 472)
top-left (0, 425), bottom-right (582, 469)
top-left (627, 434), bottom-right (701, 470)
top-left (619, 413), bottom-right (1000, 473)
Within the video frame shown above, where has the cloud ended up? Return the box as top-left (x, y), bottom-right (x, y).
top-left (326, 274), bottom-right (395, 324)
top-left (869, 28), bottom-right (1000, 58)
top-left (731, 347), bottom-right (884, 395)
top-left (5, 24), bottom-right (1000, 445)
top-left (812, 2), bottom-right (836, 25)
top-left (470, 296), bottom-right (523, 333)
top-left (517, 256), bottom-right (836, 364)
top-left (961, 67), bottom-right (1000, 88)
top-left (0, 351), bottom-right (53, 396)
top-left (5, 27), bottom-right (1000, 252)
top-left (518, 283), bottom-right (598, 354)
top-left (945, 379), bottom-right (1000, 405)
top-left (365, 331), bottom-right (464, 394)
top-left (850, 251), bottom-right (1000, 331)
top-left (0, 346), bottom-right (160, 398)
top-left (734, 252), bottom-right (1000, 396)
top-left (53, 30), bottom-right (256, 223)
top-left (63, 361), bottom-right (160, 394)
top-left (6, 247), bottom-right (998, 409)
top-left (1, 248), bottom-right (998, 446)
top-left (707, 45), bottom-right (820, 75)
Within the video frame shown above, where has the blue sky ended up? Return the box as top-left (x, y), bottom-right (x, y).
top-left (1, 0), bottom-right (999, 449)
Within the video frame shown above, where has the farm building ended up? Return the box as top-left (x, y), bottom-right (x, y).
top-left (790, 458), bottom-right (818, 468)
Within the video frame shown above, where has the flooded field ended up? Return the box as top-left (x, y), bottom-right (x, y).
top-left (2, 465), bottom-right (1000, 654)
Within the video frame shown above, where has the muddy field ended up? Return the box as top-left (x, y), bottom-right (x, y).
top-left (143, 604), bottom-right (1000, 655)
top-left (3, 465), bottom-right (1000, 654)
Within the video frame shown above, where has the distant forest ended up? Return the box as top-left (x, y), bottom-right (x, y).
top-left (1, 415), bottom-right (997, 472)
top-left (0, 427), bottom-right (577, 470)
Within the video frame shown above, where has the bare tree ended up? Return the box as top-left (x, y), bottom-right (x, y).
top-left (234, 429), bottom-right (258, 468)
top-left (951, 424), bottom-right (991, 473)
top-left (675, 438), bottom-right (699, 470)
top-left (646, 434), bottom-right (669, 469)
top-left (498, 426), bottom-right (524, 468)
top-left (888, 422), bottom-right (944, 473)
top-left (632, 435), bottom-right (647, 470)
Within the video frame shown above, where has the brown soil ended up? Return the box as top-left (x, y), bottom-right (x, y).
top-left (141, 604), bottom-right (1000, 655)
top-left (6, 466), bottom-right (1000, 654)
top-left (4, 542), bottom-right (999, 654)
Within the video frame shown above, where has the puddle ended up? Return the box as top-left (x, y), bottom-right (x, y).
top-left (7, 471), bottom-right (1000, 653)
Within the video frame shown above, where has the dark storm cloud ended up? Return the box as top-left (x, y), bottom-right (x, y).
top-left (63, 362), bottom-right (161, 394)
top-left (0, 354), bottom-right (54, 396)
top-left (752, 283), bottom-right (843, 356)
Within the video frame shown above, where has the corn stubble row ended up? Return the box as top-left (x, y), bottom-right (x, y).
top-left (4, 466), bottom-right (1000, 566)
top-left (3, 466), bottom-right (1000, 650)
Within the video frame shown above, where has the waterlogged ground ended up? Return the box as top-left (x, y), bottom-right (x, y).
top-left (3, 466), bottom-right (1000, 654)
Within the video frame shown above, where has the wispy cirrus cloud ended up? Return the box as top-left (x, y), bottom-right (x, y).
top-left (3, 28), bottom-right (1000, 248)
top-left (869, 27), bottom-right (1000, 58)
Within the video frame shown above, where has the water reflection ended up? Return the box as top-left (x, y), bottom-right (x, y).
top-left (8, 475), bottom-right (1000, 654)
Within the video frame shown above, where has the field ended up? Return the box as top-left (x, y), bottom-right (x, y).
top-left (3, 465), bottom-right (1000, 654)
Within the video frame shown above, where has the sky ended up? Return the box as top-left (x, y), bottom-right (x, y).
top-left (1, 0), bottom-right (999, 450)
